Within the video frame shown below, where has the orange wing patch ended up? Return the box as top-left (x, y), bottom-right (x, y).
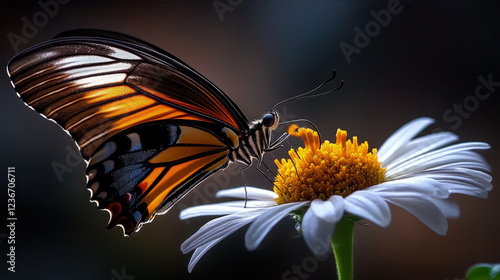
top-left (43, 85), bottom-right (136, 118)
top-left (84, 85), bottom-right (136, 105)
top-left (21, 80), bottom-right (220, 157)
top-left (136, 167), bottom-right (166, 195)
top-left (98, 95), bottom-right (156, 118)
top-left (137, 85), bottom-right (239, 130)
top-left (76, 101), bottom-right (217, 155)
top-left (142, 150), bottom-right (229, 215)
top-left (149, 146), bottom-right (225, 164)
top-left (176, 126), bottom-right (228, 146)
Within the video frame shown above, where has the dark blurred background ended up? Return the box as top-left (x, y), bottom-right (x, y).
top-left (0, 1), bottom-right (499, 279)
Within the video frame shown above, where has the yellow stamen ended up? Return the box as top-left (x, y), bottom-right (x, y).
top-left (273, 127), bottom-right (386, 205)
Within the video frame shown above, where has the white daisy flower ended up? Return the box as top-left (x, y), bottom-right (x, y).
top-left (180, 117), bottom-right (492, 275)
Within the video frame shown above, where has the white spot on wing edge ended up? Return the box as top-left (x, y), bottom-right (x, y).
top-left (97, 191), bottom-right (107, 199)
top-left (108, 46), bottom-right (142, 60)
top-left (90, 141), bottom-right (117, 165)
top-left (90, 181), bottom-right (99, 194)
top-left (127, 133), bottom-right (142, 151)
top-left (87, 169), bottom-right (97, 181)
top-left (76, 73), bottom-right (127, 88)
top-left (53, 55), bottom-right (115, 68)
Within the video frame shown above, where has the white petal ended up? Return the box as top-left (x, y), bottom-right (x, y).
top-left (385, 155), bottom-right (449, 179)
top-left (424, 169), bottom-right (492, 192)
top-left (385, 143), bottom-right (490, 179)
top-left (383, 196), bottom-right (449, 235)
top-left (245, 201), bottom-right (309, 251)
top-left (344, 191), bottom-right (391, 227)
top-left (302, 196), bottom-right (345, 257)
top-left (378, 117), bottom-right (435, 163)
top-left (216, 187), bottom-right (278, 201)
top-left (435, 160), bottom-right (492, 173)
top-left (447, 185), bottom-right (489, 198)
top-left (311, 196), bottom-right (345, 222)
top-left (382, 131), bottom-right (458, 169)
top-left (368, 176), bottom-right (449, 199)
top-left (179, 200), bottom-right (277, 220)
top-left (385, 167), bottom-right (492, 199)
top-left (187, 238), bottom-right (223, 272)
top-left (430, 198), bottom-right (460, 218)
top-left (186, 211), bottom-right (270, 273)
top-left (182, 211), bottom-right (263, 253)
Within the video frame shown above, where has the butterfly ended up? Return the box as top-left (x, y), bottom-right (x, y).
top-left (7, 29), bottom-right (341, 236)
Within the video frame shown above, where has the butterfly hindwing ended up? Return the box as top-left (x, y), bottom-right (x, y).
top-left (87, 120), bottom-right (231, 235)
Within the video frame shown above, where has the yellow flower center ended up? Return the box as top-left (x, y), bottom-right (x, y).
top-left (273, 125), bottom-right (386, 205)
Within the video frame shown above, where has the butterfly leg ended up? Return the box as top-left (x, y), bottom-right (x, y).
top-left (267, 132), bottom-right (290, 151)
top-left (256, 160), bottom-right (276, 184)
top-left (239, 164), bottom-right (251, 208)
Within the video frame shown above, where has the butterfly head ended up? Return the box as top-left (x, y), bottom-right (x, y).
top-left (262, 111), bottom-right (279, 130)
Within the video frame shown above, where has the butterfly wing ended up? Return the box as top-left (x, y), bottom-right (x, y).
top-left (7, 30), bottom-right (248, 235)
top-left (87, 120), bottom-right (232, 235)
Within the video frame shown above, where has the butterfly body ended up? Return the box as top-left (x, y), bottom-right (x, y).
top-left (7, 30), bottom-right (282, 235)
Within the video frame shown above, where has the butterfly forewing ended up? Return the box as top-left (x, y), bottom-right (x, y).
top-left (7, 31), bottom-right (252, 235)
top-left (8, 40), bottom-right (245, 157)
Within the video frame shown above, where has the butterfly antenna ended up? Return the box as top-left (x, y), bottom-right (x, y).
top-left (270, 71), bottom-right (344, 111)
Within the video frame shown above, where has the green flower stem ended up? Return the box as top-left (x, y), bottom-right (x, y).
top-left (331, 217), bottom-right (356, 280)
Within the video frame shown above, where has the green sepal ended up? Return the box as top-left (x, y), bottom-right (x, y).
top-left (467, 263), bottom-right (500, 280)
